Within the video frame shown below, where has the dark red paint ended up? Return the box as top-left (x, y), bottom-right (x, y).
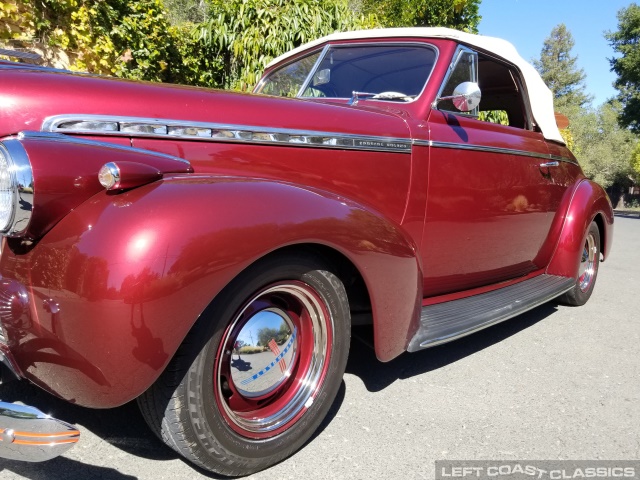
top-left (0, 36), bottom-right (613, 408)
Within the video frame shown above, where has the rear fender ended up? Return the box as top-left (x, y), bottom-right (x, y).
top-left (2, 175), bottom-right (420, 407)
top-left (546, 179), bottom-right (614, 278)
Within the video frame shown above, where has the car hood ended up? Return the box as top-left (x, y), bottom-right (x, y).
top-left (0, 67), bottom-right (411, 142)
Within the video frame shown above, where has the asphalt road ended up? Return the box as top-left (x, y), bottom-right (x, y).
top-left (0, 215), bottom-right (638, 480)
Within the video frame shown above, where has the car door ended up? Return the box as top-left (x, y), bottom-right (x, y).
top-left (421, 46), bottom-right (571, 297)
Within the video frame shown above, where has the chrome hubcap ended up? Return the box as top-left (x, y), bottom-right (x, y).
top-left (215, 281), bottom-right (332, 438)
top-left (230, 308), bottom-right (297, 398)
top-left (578, 233), bottom-right (597, 292)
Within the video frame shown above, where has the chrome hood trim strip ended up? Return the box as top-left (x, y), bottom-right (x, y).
top-left (42, 114), bottom-right (413, 154)
top-left (414, 139), bottom-right (577, 165)
top-left (17, 131), bottom-right (191, 165)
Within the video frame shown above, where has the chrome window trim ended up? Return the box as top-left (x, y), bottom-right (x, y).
top-left (254, 46), bottom-right (329, 96)
top-left (434, 45), bottom-right (478, 116)
top-left (256, 41), bottom-right (439, 105)
top-left (414, 139), bottom-right (577, 165)
top-left (41, 114), bottom-right (413, 154)
top-left (296, 45), bottom-right (330, 97)
top-left (19, 131), bottom-right (191, 165)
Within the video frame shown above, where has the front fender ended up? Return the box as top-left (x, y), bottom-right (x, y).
top-left (0, 175), bottom-right (420, 407)
top-left (546, 179), bottom-right (614, 278)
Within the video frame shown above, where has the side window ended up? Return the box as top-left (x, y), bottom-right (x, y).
top-left (476, 54), bottom-right (528, 129)
top-left (258, 51), bottom-right (322, 97)
top-left (437, 47), bottom-right (478, 114)
top-left (436, 46), bottom-right (530, 130)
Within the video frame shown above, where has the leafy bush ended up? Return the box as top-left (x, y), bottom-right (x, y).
top-left (626, 195), bottom-right (640, 209)
top-left (238, 346), bottom-right (266, 354)
top-left (197, 0), bottom-right (379, 90)
top-left (0, 0), bottom-right (33, 42)
top-left (357, 0), bottom-right (480, 31)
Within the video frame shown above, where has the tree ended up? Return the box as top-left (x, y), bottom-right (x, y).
top-left (533, 24), bottom-right (592, 114)
top-left (607, 4), bottom-right (640, 134)
top-left (164, 0), bottom-right (209, 25)
top-left (197, 0), bottom-right (378, 90)
top-left (355, 0), bottom-right (480, 31)
top-left (1, 0), bottom-right (205, 84)
top-left (570, 102), bottom-right (636, 206)
top-left (631, 142), bottom-right (640, 182)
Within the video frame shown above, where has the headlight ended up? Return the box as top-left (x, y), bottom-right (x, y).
top-left (0, 139), bottom-right (33, 237)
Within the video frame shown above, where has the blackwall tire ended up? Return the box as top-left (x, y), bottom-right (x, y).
top-left (138, 252), bottom-right (351, 476)
top-left (558, 220), bottom-right (600, 306)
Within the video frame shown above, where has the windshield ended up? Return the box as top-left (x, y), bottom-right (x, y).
top-left (256, 44), bottom-right (437, 101)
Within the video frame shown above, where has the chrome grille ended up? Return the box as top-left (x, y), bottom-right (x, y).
top-left (0, 279), bottom-right (30, 344)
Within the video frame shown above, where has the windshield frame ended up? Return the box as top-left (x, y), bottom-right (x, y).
top-left (254, 41), bottom-right (440, 104)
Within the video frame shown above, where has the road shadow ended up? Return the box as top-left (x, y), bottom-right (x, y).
top-left (0, 456), bottom-right (139, 480)
top-left (346, 301), bottom-right (561, 392)
top-left (0, 379), bottom-right (184, 480)
top-left (0, 366), bottom-right (347, 480)
top-left (0, 301), bottom-right (557, 477)
top-left (0, 381), bottom-right (174, 462)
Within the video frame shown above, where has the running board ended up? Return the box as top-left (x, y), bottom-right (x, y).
top-left (407, 274), bottom-right (575, 351)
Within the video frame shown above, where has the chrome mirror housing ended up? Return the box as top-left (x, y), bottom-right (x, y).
top-left (433, 81), bottom-right (482, 112)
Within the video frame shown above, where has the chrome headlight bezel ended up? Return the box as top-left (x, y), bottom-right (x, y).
top-left (0, 139), bottom-right (34, 237)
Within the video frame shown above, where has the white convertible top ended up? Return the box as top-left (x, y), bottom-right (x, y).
top-left (267, 27), bottom-right (564, 144)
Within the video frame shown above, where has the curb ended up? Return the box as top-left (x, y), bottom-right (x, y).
top-left (614, 210), bottom-right (640, 218)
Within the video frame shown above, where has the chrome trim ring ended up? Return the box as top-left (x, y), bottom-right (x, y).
top-left (0, 139), bottom-right (34, 237)
top-left (41, 114), bottom-right (413, 154)
top-left (578, 232), bottom-right (598, 292)
top-left (215, 281), bottom-right (332, 439)
top-left (98, 162), bottom-right (121, 190)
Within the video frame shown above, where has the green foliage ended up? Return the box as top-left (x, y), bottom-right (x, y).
top-left (533, 24), bottom-right (592, 113)
top-left (32, 0), bottom-right (121, 74)
top-left (627, 195), bottom-right (640, 208)
top-left (559, 128), bottom-right (575, 152)
top-left (3, 0), bottom-right (480, 90)
top-left (164, 0), bottom-right (209, 25)
top-left (0, 0), bottom-right (34, 41)
top-left (570, 102), bottom-right (636, 189)
top-left (238, 345), bottom-right (264, 354)
top-left (478, 110), bottom-right (509, 125)
top-left (256, 323), bottom-right (290, 347)
top-left (197, 0), bottom-right (379, 90)
top-left (631, 142), bottom-right (640, 181)
top-left (3, 0), bottom-right (221, 85)
top-left (607, 4), bottom-right (640, 134)
top-left (357, 0), bottom-right (480, 31)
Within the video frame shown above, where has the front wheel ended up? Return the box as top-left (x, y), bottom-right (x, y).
top-left (138, 253), bottom-right (351, 476)
top-left (558, 220), bottom-right (601, 306)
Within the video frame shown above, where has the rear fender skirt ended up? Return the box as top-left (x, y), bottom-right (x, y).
top-left (0, 175), bottom-right (420, 408)
top-left (546, 179), bottom-right (613, 278)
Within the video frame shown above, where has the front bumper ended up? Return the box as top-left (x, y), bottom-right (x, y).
top-left (0, 329), bottom-right (79, 461)
top-left (0, 401), bottom-right (79, 462)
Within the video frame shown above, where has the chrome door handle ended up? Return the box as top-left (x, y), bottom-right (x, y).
top-left (539, 161), bottom-right (559, 168)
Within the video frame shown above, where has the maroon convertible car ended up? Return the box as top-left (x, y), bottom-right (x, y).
top-left (0, 27), bottom-right (612, 475)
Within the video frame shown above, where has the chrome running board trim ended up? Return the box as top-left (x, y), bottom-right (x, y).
top-left (408, 274), bottom-right (575, 351)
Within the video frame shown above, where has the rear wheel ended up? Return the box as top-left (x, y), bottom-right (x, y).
top-left (138, 253), bottom-right (350, 476)
top-left (558, 220), bottom-right (600, 306)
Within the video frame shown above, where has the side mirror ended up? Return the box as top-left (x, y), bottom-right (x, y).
top-left (433, 82), bottom-right (482, 112)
